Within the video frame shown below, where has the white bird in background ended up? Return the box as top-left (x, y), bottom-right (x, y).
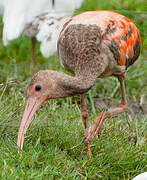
top-left (132, 172), bottom-right (147, 180)
top-left (2, 0), bottom-right (84, 64)
top-left (0, 0), bottom-right (4, 15)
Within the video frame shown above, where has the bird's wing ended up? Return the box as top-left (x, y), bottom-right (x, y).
top-left (74, 0), bottom-right (84, 9)
top-left (61, 11), bottom-right (141, 68)
top-left (107, 12), bottom-right (141, 68)
top-left (35, 13), bottom-right (71, 58)
top-left (25, 0), bottom-right (84, 58)
top-left (26, 0), bottom-right (52, 23)
top-left (2, 0), bottom-right (83, 46)
top-left (37, 0), bottom-right (84, 58)
top-left (54, 0), bottom-right (83, 15)
top-left (2, 0), bottom-right (51, 45)
top-left (3, 0), bottom-right (29, 45)
top-left (0, 0), bottom-right (4, 15)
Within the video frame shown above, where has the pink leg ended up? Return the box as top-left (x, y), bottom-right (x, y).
top-left (85, 74), bottom-right (128, 144)
top-left (80, 94), bottom-right (91, 156)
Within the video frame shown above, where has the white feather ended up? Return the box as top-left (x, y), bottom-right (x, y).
top-left (34, 0), bottom-right (80, 58)
top-left (133, 172), bottom-right (147, 180)
top-left (2, 0), bottom-right (84, 57)
top-left (0, 0), bottom-right (4, 15)
top-left (3, 0), bottom-right (51, 45)
top-left (36, 13), bottom-right (70, 57)
top-left (75, 0), bottom-right (84, 8)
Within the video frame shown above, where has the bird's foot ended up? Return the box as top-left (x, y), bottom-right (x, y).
top-left (83, 137), bottom-right (91, 156)
top-left (83, 133), bottom-right (91, 156)
top-left (87, 143), bottom-right (91, 157)
top-left (83, 136), bottom-right (91, 156)
top-left (84, 112), bottom-right (107, 145)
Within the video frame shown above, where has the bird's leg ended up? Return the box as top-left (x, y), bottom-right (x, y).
top-left (31, 37), bottom-right (37, 66)
top-left (85, 73), bottom-right (128, 144)
top-left (80, 94), bottom-right (91, 156)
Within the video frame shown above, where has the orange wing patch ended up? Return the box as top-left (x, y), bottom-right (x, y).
top-left (112, 17), bottom-right (141, 67)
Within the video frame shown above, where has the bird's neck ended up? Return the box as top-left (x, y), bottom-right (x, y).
top-left (49, 71), bottom-right (96, 99)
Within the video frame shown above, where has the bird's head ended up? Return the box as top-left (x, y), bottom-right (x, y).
top-left (17, 69), bottom-right (88, 151)
top-left (17, 70), bottom-right (55, 151)
top-left (27, 70), bottom-right (54, 101)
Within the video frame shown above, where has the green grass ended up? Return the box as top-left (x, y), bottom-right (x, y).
top-left (0, 0), bottom-right (147, 179)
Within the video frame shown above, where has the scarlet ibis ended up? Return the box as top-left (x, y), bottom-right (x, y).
top-left (2, 0), bottom-right (83, 64)
top-left (17, 11), bottom-right (141, 155)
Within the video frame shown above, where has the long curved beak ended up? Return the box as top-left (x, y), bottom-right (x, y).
top-left (17, 96), bottom-right (46, 151)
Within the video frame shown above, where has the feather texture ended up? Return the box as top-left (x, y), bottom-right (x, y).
top-left (59, 11), bottom-right (141, 69)
top-left (2, 0), bottom-right (84, 58)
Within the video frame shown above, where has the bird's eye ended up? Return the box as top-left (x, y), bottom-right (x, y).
top-left (35, 85), bottom-right (41, 91)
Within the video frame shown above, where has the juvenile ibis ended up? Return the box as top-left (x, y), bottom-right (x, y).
top-left (17, 11), bottom-right (141, 155)
top-left (2, 0), bottom-right (83, 64)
